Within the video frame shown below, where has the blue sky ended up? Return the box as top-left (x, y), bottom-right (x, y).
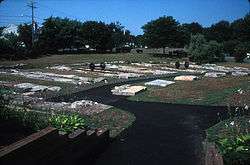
top-left (0, 0), bottom-right (249, 35)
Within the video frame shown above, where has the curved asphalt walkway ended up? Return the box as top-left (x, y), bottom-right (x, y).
top-left (53, 83), bottom-right (227, 165)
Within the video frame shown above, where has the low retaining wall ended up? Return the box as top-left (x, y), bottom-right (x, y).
top-left (203, 140), bottom-right (224, 165)
top-left (0, 127), bottom-right (110, 164)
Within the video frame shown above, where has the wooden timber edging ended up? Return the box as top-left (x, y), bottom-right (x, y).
top-left (203, 140), bottom-right (224, 165)
top-left (0, 126), bottom-right (110, 165)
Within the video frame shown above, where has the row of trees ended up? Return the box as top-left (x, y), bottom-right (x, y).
top-left (1, 14), bottom-right (250, 62)
top-left (141, 14), bottom-right (250, 62)
top-left (38, 18), bottom-right (133, 54)
top-left (0, 17), bottom-right (133, 59)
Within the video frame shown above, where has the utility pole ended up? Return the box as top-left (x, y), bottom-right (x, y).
top-left (249, 0), bottom-right (250, 14)
top-left (27, 0), bottom-right (37, 47)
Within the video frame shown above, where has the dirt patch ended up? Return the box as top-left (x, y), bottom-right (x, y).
top-left (88, 108), bottom-right (135, 138)
top-left (227, 89), bottom-right (250, 106)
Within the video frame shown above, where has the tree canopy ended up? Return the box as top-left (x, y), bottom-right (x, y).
top-left (1, 13), bottom-right (250, 62)
top-left (142, 16), bottom-right (183, 50)
top-left (187, 34), bottom-right (224, 64)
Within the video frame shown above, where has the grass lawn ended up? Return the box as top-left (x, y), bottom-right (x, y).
top-left (0, 53), bottom-right (177, 69)
top-left (128, 76), bottom-right (250, 106)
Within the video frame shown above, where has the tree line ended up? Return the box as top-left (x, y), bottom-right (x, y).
top-left (0, 14), bottom-right (250, 63)
top-left (141, 14), bottom-right (250, 63)
top-left (0, 17), bottom-right (133, 60)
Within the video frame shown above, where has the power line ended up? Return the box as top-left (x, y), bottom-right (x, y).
top-left (0, 21), bottom-right (31, 23)
top-left (0, 15), bottom-right (31, 18)
top-left (38, 2), bottom-right (82, 21)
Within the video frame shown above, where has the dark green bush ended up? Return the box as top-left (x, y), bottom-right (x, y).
top-left (216, 135), bottom-right (250, 165)
top-left (234, 43), bottom-right (248, 63)
top-left (175, 61), bottom-right (180, 69)
top-left (89, 63), bottom-right (95, 71)
top-left (184, 61), bottom-right (189, 69)
top-left (187, 34), bottom-right (224, 63)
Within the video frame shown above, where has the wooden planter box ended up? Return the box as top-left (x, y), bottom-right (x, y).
top-left (0, 127), bottom-right (110, 164)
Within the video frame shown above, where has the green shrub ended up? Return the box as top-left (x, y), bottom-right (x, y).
top-left (187, 34), bottom-right (224, 63)
top-left (234, 43), bottom-right (248, 63)
top-left (175, 61), bottom-right (180, 69)
top-left (216, 135), bottom-right (250, 165)
top-left (0, 88), bottom-right (13, 108)
top-left (223, 40), bottom-right (239, 56)
top-left (1, 87), bottom-right (87, 134)
top-left (49, 114), bottom-right (85, 133)
top-left (0, 107), bottom-right (48, 131)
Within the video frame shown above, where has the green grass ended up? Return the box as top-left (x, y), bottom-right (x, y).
top-left (173, 83), bottom-right (249, 105)
top-left (0, 53), bottom-right (176, 69)
top-left (206, 116), bottom-right (250, 142)
top-left (128, 77), bottom-right (250, 106)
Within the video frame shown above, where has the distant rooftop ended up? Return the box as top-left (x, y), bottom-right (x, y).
top-left (2, 24), bottom-right (18, 36)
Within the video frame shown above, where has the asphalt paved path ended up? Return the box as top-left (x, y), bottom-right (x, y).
top-left (53, 82), bottom-right (226, 165)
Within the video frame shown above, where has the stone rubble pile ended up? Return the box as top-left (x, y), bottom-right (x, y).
top-left (190, 64), bottom-right (250, 75)
top-left (153, 70), bottom-right (177, 75)
top-left (111, 85), bottom-right (147, 96)
top-left (2, 70), bottom-right (106, 85)
top-left (204, 72), bottom-right (226, 78)
top-left (174, 75), bottom-right (199, 81)
top-left (106, 64), bottom-right (119, 70)
top-left (145, 80), bottom-right (175, 87)
top-left (14, 83), bottom-right (61, 92)
top-left (231, 71), bottom-right (249, 77)
top-left (49, 65), bottom-right (72, 71)
top-left (18, 97), bottom-right (111, 115)
top-left (160, 66), bottom-right (206, 74)
top-left (0, 63), bottom-right (26, 69)
top-left (131, 62), bottom-right (153, 67)
top-left (116, 65), bottom-right (177, 76)
top-left (118, 73), bottom-right (142, 79)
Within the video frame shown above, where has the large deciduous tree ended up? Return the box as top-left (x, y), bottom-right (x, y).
top-left (180, 22), bottom-right (203, 45)
top-left (106, 22), bottom-right (135, 50)
top-left (39, 17), bottom-right (82, 54)
top-left (142, 16), bottom-right (183, 52)
top-left (187, 34), bottom-right (224, 63)
top-left (80, 21), bottom-right (111, 52)
top-left (205, 20), bottom-right (232, 42)
top-left (18, 24), bottom-right (32, 50)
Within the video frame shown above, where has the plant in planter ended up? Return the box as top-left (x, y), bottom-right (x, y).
top-left (100, 62), bottom-right (106, 70)
top-left (208, 89), bottom-right (250, 165)
top-left (89, 63), bottom-right (95, 71)
top-left (49, 114), bottom-right (85, 134)
top-left (234, 43), bottom-right (248, 63)
top-left (216, 135), bottom-right (250, 165)
top-left (175, 61), bottom-right (180, 69)
top-left (0, 88), bottom-right (13, 109)
top-left (184, 61), bottom-right (189, 69)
